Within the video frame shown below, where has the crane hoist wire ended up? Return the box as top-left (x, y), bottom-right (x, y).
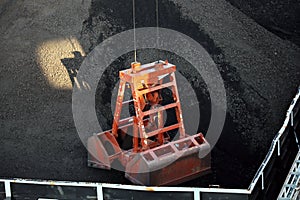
top-left (132, 0), bottom-right (160, 62)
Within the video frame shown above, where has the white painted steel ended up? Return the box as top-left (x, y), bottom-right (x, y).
top-left (4, 180), bottom-right (11, 198)
top-left (248, 86), bottom-right (300, 192)
top-left (278, 151), bottom-right (300, 200)
top-left (0, 178), bottom-right (250, 198)
top-left (96, 185), bottom-right (104, 200)
top-left (194, 188), bottom-right (201, 200)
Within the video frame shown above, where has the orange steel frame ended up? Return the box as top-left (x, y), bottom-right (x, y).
top-left (88, 60), bottom-right (211, 185)
top-left (112, 60), bottom-right (185, 152)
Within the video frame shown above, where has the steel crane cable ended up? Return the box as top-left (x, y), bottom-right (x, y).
top-left (156, 0), bottom-right (159, 59)
top-left (132, 0), bottom-right (137, 62)
top-left (132, 0), bottom-right (160, 62)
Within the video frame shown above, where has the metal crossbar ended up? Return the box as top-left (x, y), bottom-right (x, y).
top-left (0, 178), bottom-right (250, 200)
top-left (278, 151), bottom-right (300, 200)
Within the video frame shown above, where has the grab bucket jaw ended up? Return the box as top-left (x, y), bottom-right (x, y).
top-left (125, 133), bottom-right (211, 185)
top-left (87, 131), bottom-right (122, 170)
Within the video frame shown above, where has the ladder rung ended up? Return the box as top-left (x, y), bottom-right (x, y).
top-left (284, 184), bottom-right (296, 188)
top-left (146, 122), bottom-right (181, 138)
top-left (119, 117), bottom-right (134, 125)
top-left (138, 81), bottom-right (175, 95)
top-left (122, 99), bottom-right (134, 104)
top-left (142, 102), bottom-right (179, 117)
top-left (290, 171), bottom-right (300, 176)
top-left (118, 118), bottom-right (150, 130)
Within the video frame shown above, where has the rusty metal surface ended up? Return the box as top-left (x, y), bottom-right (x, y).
top-left (87, 60), bottom-right (211, 185)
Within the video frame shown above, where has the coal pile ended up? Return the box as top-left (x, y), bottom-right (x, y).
top-left (0, 0), bottom-right (299, 189)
